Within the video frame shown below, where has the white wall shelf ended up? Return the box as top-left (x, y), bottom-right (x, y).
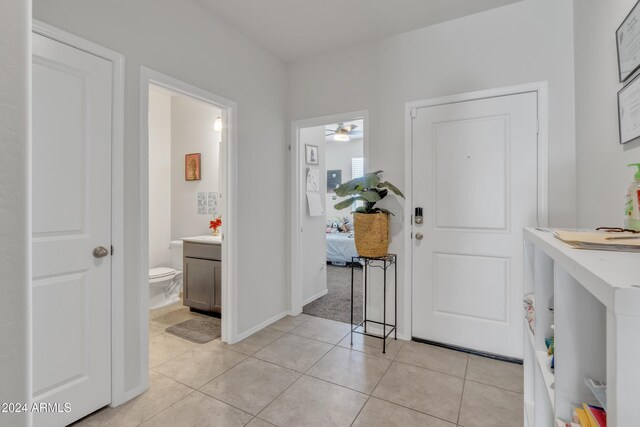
top-left (535, 350), bottom-right (555, 411)
top-left (523, 228), bottom-right (640, 427)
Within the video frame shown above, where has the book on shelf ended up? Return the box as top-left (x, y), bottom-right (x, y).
top-left (570, 403), bottom-right (606, 427)
top-left (584, 403), bottom-right (606, 427)
top-left (574, 407), bottom-right (590, 426)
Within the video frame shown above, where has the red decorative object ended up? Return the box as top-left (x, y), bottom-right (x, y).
top-left (209, 216), bottom-right (222, 236)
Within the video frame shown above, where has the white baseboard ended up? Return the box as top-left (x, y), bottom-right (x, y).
top-left (302, 288), bottom-right (328, 306)
top-left (232, 310), bottom-right (291, 343)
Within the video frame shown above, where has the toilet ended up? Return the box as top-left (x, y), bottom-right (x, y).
top-left (148, 240), bottom-right (184, 310)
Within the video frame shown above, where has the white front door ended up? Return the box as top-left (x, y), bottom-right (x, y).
top-left (32, 33), bottom-right (112, 426)
top-left (411, 92), bottom-right (538, 359)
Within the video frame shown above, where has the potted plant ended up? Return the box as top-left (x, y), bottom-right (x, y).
top-left (209, 216), bottom-right (222, 236)
top-left (334, 170), bottom-right (405, 258)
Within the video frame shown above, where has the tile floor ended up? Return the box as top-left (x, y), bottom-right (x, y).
top-left (73, 304), bottom-right (523, 427)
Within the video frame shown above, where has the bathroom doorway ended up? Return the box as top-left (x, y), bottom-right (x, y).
top-left (140, 68), bottom-right (239, 385)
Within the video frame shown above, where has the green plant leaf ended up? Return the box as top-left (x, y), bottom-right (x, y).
top-left (362, 172), bottom-right (382, 188)
top-left (331, 171), bottom-right (404, 212)
top-left (334, 196), bottom-right (364, 210)
top-left (334, 172), bottom-right (381, 197)
top-left (379, 181), bottom-right (405, 198)
top-left (359, 190), bottom-right (382, 203)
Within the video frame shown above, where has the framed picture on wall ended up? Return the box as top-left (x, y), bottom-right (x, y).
top-left (327, 170), bottom-right (342, 192)
top-left (185, 153), bottom-right (201, 181)
top-left (617, 1), bottom-right (640, 82)
top-left (305, 144), bottom-right (319, 165)
top-left (618, 73), bottom-right (640, 144)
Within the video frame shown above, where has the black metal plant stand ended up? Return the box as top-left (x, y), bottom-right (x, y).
top-left (350, 254), bottom-right (397, 353)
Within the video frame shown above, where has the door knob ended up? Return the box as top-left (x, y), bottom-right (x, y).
top-left (415, 233), bottom-right (424, 241)
top-left (93, 246), bottom-right (109, 258)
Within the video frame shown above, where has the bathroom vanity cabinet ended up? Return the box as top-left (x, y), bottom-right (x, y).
top-left (183, 239), bottom-right (222, 314)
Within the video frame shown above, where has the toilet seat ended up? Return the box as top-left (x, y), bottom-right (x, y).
top-left (149, 267), bottom-right (176, 283)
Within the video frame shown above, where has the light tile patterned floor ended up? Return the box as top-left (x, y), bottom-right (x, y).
top-left (73, 304), bottom-right (523, 427)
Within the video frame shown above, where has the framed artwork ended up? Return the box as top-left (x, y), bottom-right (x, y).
top-left (618, 72), bottom-right (640, 144)
top-left (327, 170), bottom-right (342, 192)
top-left (617, 1), bottom-right (640, 82)
top-left (305, 144), bottom-right (319, 165)
top-left (185, 153), bottom-right (201, 181)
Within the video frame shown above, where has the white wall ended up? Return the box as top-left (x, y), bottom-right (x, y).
top-left (0, 1), bottom-right (31, 425)
top-left (33, 0), bottom-right (288, 397)
top-left (300, 126), bottom-right (327, 303)
top-left (171, 95), bottom-right (221, 239)
top-left (325, 136), bottom-right (364, 221)
top-left (574, 0), bottom-right (640, 228)
top-left (148, 89), bottom-right (172, 268)
top-left (288, 0), bottom-right (576, 338)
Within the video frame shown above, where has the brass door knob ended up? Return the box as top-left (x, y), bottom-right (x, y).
top-left (415, 233), bottom-right (424, 241)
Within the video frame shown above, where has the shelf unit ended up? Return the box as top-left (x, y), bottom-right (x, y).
top-left (523, 228), bottom-right (640, 427)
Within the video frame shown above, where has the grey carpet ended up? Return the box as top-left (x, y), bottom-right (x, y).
top-left (303, 265), bottom-right (363, 325)
top-left (165, 316), bottom-right (221, 344)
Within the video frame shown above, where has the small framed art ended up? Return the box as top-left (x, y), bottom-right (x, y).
top-left (185, 153), bottom-right (201, 181)
top-left (305, 144), bottom-right (319, 165)
top-left (618, 73), bottom-right (640, 144)
top-left (617, 1), bottom-right (640, 82)
top-left (327, 170), bottom-right (342, 192)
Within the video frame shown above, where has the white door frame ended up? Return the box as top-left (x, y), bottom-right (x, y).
top-left (290, 110), bottom-right (370, 314)
top-left (139, 68), bottom-right (239, 350)
top-left (403, 82), bottom-right (549, 341)
top-left (31, 21), bottom-right (127, 406)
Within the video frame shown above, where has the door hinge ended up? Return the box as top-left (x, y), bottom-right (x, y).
top-left (111, 245), bottom-right (114, 255)
top-left (410, 108), bottom-right (417, 119)
top-left (536, 117), bottom-right (540, 134)
top-left (288, 144), bottom-right (291, 151)
top-left (410, 232), bottom-right (413, 239)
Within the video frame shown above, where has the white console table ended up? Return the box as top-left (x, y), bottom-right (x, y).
top-left (523, 228), bottom-right (640, 427)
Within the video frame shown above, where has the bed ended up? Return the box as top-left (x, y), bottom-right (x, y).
top-left (326, 233), bottom-right (358, 265)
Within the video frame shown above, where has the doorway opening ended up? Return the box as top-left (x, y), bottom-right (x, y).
top-left (140, 68), bottom-right (239, 390)
top-left (290, 112), bottom-right (369, 326)
top-left (147, 83), bottom-right (224, 339)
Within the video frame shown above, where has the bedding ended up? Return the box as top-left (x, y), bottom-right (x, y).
top-left (326, 233), bottom-right (358, 264)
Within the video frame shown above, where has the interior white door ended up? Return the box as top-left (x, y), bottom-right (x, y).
top-left (411, 92), bottom-right (538, 359)
top-left (32, 33), bottom-right (112, 426)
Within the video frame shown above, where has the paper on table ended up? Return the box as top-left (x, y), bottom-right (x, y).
top-left (554, 230), bottom-right (640, 251)
top-left (306, 192), bottom-right (324, 216)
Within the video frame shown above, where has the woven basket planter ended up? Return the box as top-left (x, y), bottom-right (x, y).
top-left (353, 212), bottom-right (389, 258)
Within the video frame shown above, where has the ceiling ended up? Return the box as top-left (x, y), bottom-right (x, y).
top-left (196, 0), bottom-right (521, 61)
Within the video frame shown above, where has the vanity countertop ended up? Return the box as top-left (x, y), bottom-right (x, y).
top-left (182, 235), bottom-right (222, 245)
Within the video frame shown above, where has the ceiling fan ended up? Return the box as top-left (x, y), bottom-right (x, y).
top-left (325, 122), bottom-right (363, 141)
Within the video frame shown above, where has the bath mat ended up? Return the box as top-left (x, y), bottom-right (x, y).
top-left (165, 316), bottom-right (221, 344)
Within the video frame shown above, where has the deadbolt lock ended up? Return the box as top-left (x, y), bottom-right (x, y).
top-left (414, 207), bottom-right (424, 224)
